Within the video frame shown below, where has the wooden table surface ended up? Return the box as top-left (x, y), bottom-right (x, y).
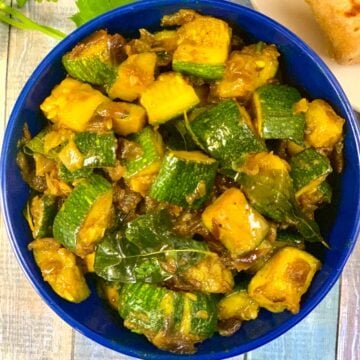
top-left (0, 1), bottom-right (359, 359)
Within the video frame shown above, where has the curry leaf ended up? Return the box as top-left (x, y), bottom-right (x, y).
top-left (236, 169), bottom-right (326, 245)
top-left (71, 0), bottom-right (138, 27)
top-left (94, 210), bottom-right (210, 283)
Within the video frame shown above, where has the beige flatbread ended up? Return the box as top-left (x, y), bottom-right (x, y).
top-left (305, 0), bottom-right (360, 64)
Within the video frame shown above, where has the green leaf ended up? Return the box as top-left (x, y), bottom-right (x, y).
top-left (236, 169), bottom-right (326, 245)
top-left (94, 210), bottom-right (210, 283)
top-left (71, 0), bottom-right (138, 27)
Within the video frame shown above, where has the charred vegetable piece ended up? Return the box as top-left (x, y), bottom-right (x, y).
top-left (118, 282), bottom-right (217, 354)
top-left (150, 150), bottom-right (218, 209)
top-left (304, 99), bottom-right (345, 148)
top-left (140, 72), bottom-right (200, 125)
top-left (62, 30), bottom-right (126, 86)
top-left (29, 238), bottom-right (90, 303)
top-left (41, 78), bottom-right (110, 132)
top-left (248, 246), bottom-right (321, 313)
top-left (253, 84), bottom-right (305, 144)
top-left (202, 188), bottom-right (269, 257)
top-left (25, 194), bottom-right (58, 239)
top-left (236, 152), bottom-right (326, 245)
top-left (173, 15), bottom-right (231, 80)
top-left (186, 100), bottom-right (266, 170)
top-left (94, 210), bottom-right (208, 283)
top-left (289, 148), bottom-right (332, 198)
top-left (107, 52), bottom-right (157, 101)
top-left (212, 43), bottom-right (279, 99)
top-left (53, 174), bottom-right (113, 257)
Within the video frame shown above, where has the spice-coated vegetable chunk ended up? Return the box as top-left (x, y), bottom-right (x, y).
top-left (212, 43), bottom-right (279, 99)
top-left (107, 52), bottom-right (157, 101)
top-left (218, 288), bottom-right (259, 321)
top-left (202, 187), bottom-right (269, 257)
top-left (118, 282), bottom-right (217, 354)
top-left (305, 99), bottom-right (345, 148)
top-left (181, 254), bottom-right (234, 293)
top-left (173, 15), bottom-right (232, 79)
top-left (53, 174), bottom-right (113, 257)
top-left (248, 246), bottom-right (321, 313)
top-left (150, 150), bottom-right (218, 209)
top-left (62, 30), bottom-right (126, 86)
top-left (40, 78), bottom-right (110, 132)
top-left (140, 72), bottom-right (200, 125)
top-left (29, 238), bottom-right (90, 303)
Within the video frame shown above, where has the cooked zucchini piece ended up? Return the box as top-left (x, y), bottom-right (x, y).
top-left (74, 131), bottom-right (117, 168)
top-left (58, 165), bottom-right (93, 183)
top-left (29, 238), bottom-right (90, 303)
top-left (236, 152), bottom-right (325, 244)
top-left (62, 30), bottom-right (126, 86)
top-left (248, 246), bottom-right (321, 314)
top-left (202, 188), bottom-right (269, 257)
top-left (53, 174), bottom-right (113, 257)
top-left (304, 99), bottom-right (345, 148)
top-left (124, 127), bottom-right (164, 179)
top-left (140, 72), bottom-right (200, 125)
top-left (218, 288), bottom-right (259, 321)
top-left (118, 282), bottom-right (217, 354)
top-left (41, 78), bottom-right (110, 132)
top-left (98, 279), bottom-right (121, 310)
top-left (173, 15), bottom-right (231, 80)
top-left (297, 181), bottom-right (333, 219)
top-left (187, 100), bottom-right (266, 169)
top-left (212, 43), bottom-right (279, 99)
top-left (94, 101), bottom-right (146, 136)
top-left (149, 150), bottom-right (218, 209)
top-left (181, 254), bottom-right (234, 293)
top-left (107, 52), bottom-right (157, 101)
top-left (154, 30), bottom-right (178, 53)
top-left (25, 194), bottom-right (58, 239)
top-left (159, 117), bottom-right (199, 151)
top-left (253, 84), bottom-right (305, 144)
top-left (289, 148), bottom-right (332, 198)
top-left (57, 139), bottom-right (84, 172)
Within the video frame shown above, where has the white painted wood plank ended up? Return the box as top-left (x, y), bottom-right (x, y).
top-left (0, 1), bottom-right (76, 360)
top-left (337, 239), bottom-right (360, 360)
top-left (246, 282), bottom-right (339, 360)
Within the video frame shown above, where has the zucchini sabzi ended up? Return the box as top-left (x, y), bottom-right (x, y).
top-left (17, 9), bottom-right (346, 355)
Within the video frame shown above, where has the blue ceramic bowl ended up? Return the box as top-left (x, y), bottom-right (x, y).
top-left (1, 0), bottom-right (360, 358)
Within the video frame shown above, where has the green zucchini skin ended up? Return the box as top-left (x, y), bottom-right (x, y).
top-left (74, 131), bottom-right (117, 168)
top-left (253, 84), bottom-right (305, 144)
top-left (62, 57), bottom-right (117, 86)
top-left (61, 30), bottom-right (123, 86)
top-left (187, 100), bottom-right (266, 170)
top-left (25, 194), bottom-right (58, 239)
top-left (124, 127), bottom-right (164, 178)
top-left (58, 165), bottom-right (93, 183)
top-left (149, 151), bottom-right (218, 209)
top-left (53, 174), bottom-right (112, 252)
top-left (173, 61), bottom-right (224, 80)
top-left (118, 282), bottom-right (217, 352)
top-left (289, 148), bottom-right (332, 192)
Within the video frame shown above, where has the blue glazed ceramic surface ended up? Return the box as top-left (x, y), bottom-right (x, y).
top-left (1, 1), bottom-right (360, 359)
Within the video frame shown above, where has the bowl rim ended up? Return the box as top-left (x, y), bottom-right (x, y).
top-left (1, 0), bottom-right (360, 359)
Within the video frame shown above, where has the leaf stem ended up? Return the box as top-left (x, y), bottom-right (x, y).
top-left (0, 1), bottom-right (66, 40)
